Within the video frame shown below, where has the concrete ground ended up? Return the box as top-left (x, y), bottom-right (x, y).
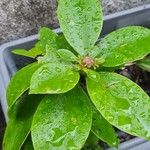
top-left (0, 0), bottom-right (150, 44)
top-left (102, 0), bottom-right (150, 15)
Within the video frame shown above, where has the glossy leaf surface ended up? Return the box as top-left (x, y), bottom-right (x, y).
top-left (30, 63), bottom-right (79, 94)
top-left (31, 86), bottom-right (92, 150)
top-left (137, 59), bottom-right (150, 72)
top-left (3, 94), bottom-right (43, 150)
top-left (56, 34), bottom-right (74, 52)
top-left (92, 111), bottom-right (119, 148)
top-left (40, 45), bottom-right (60, 63)
top-left (12, 41), bottom-right (44, 58)
top-left (58, 0), bottom-right (103, 55)
top-left (97, 26), bottom-right (150, 67)
top-left (87, 71), bottom-right (150, 140)
top-left (39, 27), bottom-right (58, 49)
top-left (13, 48), bottom-right (42, 58)
top-left (57, 49), bottom-right (77, 62)
top-left (7, 63), bottom-right (41, 108)
top-left (88, 46), bottom-right (101, 58)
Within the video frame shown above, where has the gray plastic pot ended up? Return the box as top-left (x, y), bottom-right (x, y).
top-left (1, 4), bottom-right (150, 150)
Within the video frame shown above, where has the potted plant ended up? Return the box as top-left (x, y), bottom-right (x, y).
top-left (2, 0), bottom-right (150, 149)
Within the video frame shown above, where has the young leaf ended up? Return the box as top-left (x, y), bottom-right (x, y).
top-left (88, 46), bottom-right (101, 58)
top-left (12, 41), bottom-right (44, 58)
top-left (30, 63), bottom-right (79, 94)
top-left (57, 49), bottom-right (78, 62)
top-left (7, 63), bottom-right (41, 109)
top-left (58, 0), bottom-right (103, 55)
top-left (137, 59), bottom-right (150, 72)
top-left (87, 71), bottom-right (150, 140)
top-left (39, 45), bottom-right (60, 63)
top-left (3, 94), bottom-right (43, 150)
top-left (96, 26), bottom-right (150, 67)
top-left (56, 34), bottom-right (74, 52)
top-left (92, 111), bottom-right (119, 148)
top-left (13, 48), bottom-right (43, 59)
top-left (39, 27), bottom-right (58, 49)
top-left (31, 86), bottom-right (92, 150)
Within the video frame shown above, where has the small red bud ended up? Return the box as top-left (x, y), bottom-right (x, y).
top-left (83, 56), bottom-right (94, 68)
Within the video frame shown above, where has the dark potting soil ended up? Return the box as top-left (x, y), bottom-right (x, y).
top-left (119, 64), bottom-right (150, 96)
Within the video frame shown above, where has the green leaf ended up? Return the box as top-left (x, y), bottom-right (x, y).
top-left (13, 48), bottom-right (42, 59)
top-left (3, 94), bottom-right (43, 150)
top-left (57, 49), bottom-right (78, 62)
top-left (7, 63), bottom-right (41, 109)
top-left (22, 135), bottom-right (34, 150)
top-left (137, 59), bottom-right (150, 72)
top-left (97, 26), bottom-right (150, 67)
top-left (30, 63), bottom-right (79, 94)
top-left (86, 71), bottom-right (150, 140)
top-left (84, 69), bottom-right (101, 81)
top-left (39, 27), bottom-right (58, 49)
top-left (56, 34), bottom-right (74, 51)
top-left (88, 46), bottom-right (101, 58)
top-left (58, 0), bottom-right (103, 55)
top-left (92, 111), bottom-right (119, 148)
top-left (39, 45), bottom-right (60, 63)
top-left (13, 41), bottom-right (44, 58)
top-left (82, 132), bottom-right (102, 150)
top-left (31, 86), bottom-right (92, 150)
top-left (56, 34), bottom-right (78, 56)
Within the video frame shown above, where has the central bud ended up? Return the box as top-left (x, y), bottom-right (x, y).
top-left (82, 56), bottom-right (94, 68)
